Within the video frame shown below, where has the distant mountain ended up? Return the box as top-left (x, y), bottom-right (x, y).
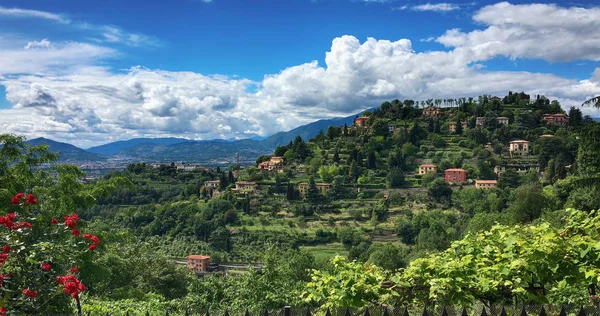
top-left (262, 112), bottom-right (361, 148)
top-left (27, 138), bottom-right (106, 162)
top-left (87, 137), bottom-right (189, 155)
top-left (119, 139), bottom-right (272, 164)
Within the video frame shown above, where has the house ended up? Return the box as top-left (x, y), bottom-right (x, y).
top-left (258, 156), bottom-right (285, 172)
top-left (354, 116), bottom-right (369, 127)
top-left (233, 181), bottom-right (258, 192)
top-left (150, 163), bottom-right (165, 169)
top-left (176, 164), bottom-right (206, 172)
top-left (297, 182), bottom-right (332, 196)
top-left (419, 164), bottom-right (437, 175)
top-left (494, 165), bottom-right (505, 175)
top-left (187, 255), bottom-right (210, 273)
top-left (475, 180), bottom-right (498, 190)
top-left (540, 134), bottom-right (554, 138)
top-left (205, 180), bottom-right (220, 189)
top-left (444, 168), bottom-right (468, 184)
top-left (476, 117), bottom-right (485, 127)
top-left (496, 117), bottom-right (509, 125)
top-left (509, 140), bottom-right (529, 156)
top-left (448, 121), bottom-right (468, 132)
top-left (422, 106), bottom-right (441, 117)
top-left (388, 125), bottom-right (396, 132)
top-left (543, 114), bottom-right (569, 126)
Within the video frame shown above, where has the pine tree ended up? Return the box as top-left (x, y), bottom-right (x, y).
top-left (228, 170), bottom-right (235, 184)
top-left (333, 151), bottom-right (340, 163)
top-left (428, 119), bottom-right (434, 133)
top-left (434, 119), bottom-right (441, 134)
top-left (367, 151), bottom-right (377, 169)
top-left (455, 121), bottom-right (463, 134)
top-left (305, 176), bottom-right (322, 204)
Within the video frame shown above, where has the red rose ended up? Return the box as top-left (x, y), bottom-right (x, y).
top-left (88, 244), bottom-right (97, 251)
top-left (2, 246), bottom-right (9, 253)
top-left (41, 262), bottom-right (51, 271)
top-left (25, 194), bottom-right (37, 205)
top-left (71, 267), bottom-right (78, 273)
top-left (0, 253), bottom-right (9, 264)
top-left (18, 221), bottom-right (32, 229)
top-left (57, 274), bottom-right (85, 298)
top-left (0, 307), bottom-right (6, 316)
top-left (91, 236), bottom-right (100, 244)
top-left (71, 229), bottom-right (80, 237)
top-left (22, 288), bottom-right (38, 298)
top-left (6, 213), bottom-right (16, 221)
top-left (51, 218), bottom-right (58, 224)
top-left (82, 233), bottom-right (92, 239)
top-left (11, 193), bottom-right (24, 205)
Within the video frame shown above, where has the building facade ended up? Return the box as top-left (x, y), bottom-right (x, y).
top-left (509, 140), bottom-right (529, 156)
top-left (449, 121), bottom-right (468, 132)
top-left (297, 182), bottom-right (332, 196)
top-left (419, 164), bottom-right (437, 175)
top-left (496, 117), bottom-right (509, 125)
top-left (205, 180), bottom-right (220, 189)
top-left (475, 180), bottom-right (498, 190)
top-left (233, 181), bottom-right (258, 192)
top-left (422, 106), bottom-right (441, 117)
top-left (543, 114), bottom-right (569, 126)
top-left (187, 255), bottom-right (210, 273)
top-left (354, 116), bottom-right (369, 127)
top-left (444, 168), bottom-right (468, 184)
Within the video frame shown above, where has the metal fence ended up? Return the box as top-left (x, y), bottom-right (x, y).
top-left (97, 305), bottom-right (600, 316)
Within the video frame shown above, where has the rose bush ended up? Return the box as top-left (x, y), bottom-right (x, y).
top-left (0, 193), bottom-right (100, 315)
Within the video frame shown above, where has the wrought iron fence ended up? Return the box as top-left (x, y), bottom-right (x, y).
top-left (85, 305), bottom-right (600, 316)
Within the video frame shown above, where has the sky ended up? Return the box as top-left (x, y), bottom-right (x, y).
top-left (0, 0), bottom-right (600, 148)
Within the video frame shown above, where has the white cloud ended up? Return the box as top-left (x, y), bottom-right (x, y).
top-left (1, 2), bottom-right (600, 147)
top-left (436, 2), bottom-right (600, 62)
top-left (0, 6), bottom-right (69, 23)
top-left (413, 3), bottom-right (459, 11)
top-left (24, 39), bottom-right (52, 50)
top-left (95, 26), bottom-right (161, 47)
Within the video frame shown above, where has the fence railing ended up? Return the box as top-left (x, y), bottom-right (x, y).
top-left (89, 305), bottom-right (600, 316)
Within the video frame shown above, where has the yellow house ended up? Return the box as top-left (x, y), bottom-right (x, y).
top-left (509, 140), bottom-right (529, 157)
top-left (419, 164), bottom-right (437, 175)
top-left (475, 180), bottom-right (497, 190)
top-left (297, 182), bottom-right (331, 196)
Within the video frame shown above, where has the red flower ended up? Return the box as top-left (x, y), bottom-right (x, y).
top-left (6, 213), bottom-right (16, 221)
top-left (71, 267), bottom-right (78, 273)
top-left (18, 221), bottom-right (32, 229)
top-left (51, 218), bottom-right (58, 224)
top-left (82, 233), bottom-right (92, 239)
top-left (91, 236), bottom-right (100, 244)
top-left (2, 246), bottom-right (9, 254)
top-left (25, 194), bottom-right (37, 205)
top-left (71, 229), bottom-right (80, 237)
top-left (0, 307), bottom-right (5, 316)
top-left (88, 244), bottom-right (97, 251)
top-left (56, 274), bottom-right (85, 298)
top-left (22, 288), bottom-right (38, 298)
top-left (11, 193), bottom-right (24, 205)
top-left (64, 214), bottom-right (80, 229)
top-left (41, 262), bottom-right (51, 271)
top-left (0, 254), bottom-right (9, 265)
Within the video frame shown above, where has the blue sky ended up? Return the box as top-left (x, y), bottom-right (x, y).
top-left (0, 0), bottom-right (599, 146)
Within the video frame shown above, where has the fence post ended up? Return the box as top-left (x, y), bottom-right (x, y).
top-left (461, 307), bottom-right (468, 316)
top-left (559, 306), bottom-right (567, 316)
top-left (205, 311), bottom-right (209, 316)
top-left (306, 307), bottom-right (312, 316)
top-left (284, 306), bottom-right (291, 316)
top-left (345, 308), bottom-right (351, 316)
top-left (578, 306), bottom-right (587, 316)
top-left (539, 306), bottom-right (547, 316)
top-left (500, 306), bottom-right (507, 316)
top-left (403, 307), bottom-right (410, 316)
top-left (520, 306), bottom-right (527, 316)
top-left (442, 307), bottom-right (449, 316)
top-left (364, 307), bottom-right (370, 316)
top-left (383, 307), bottom-right (390, 316)
top-left (225, 309), bottom-right (230, 316)
top-left (264, 309), bottom-right (269, 316)
top-left (480, 307), bottom-right (487, 316)
top-left (326, 308), bottom-right (332, 316)
top-left (245, 310), bottom-right (250, 316)
top-left (422, 307), bottom-right (428, 316)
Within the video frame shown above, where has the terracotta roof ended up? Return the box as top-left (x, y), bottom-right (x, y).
top-left (420, 164), bottom-right (436, 168)
top-left (445, 168), bottom-right (467, 172)
top-left (476, 180), bottom-right (497, 184)
top-left (187, 255), bottom-right (210, 260)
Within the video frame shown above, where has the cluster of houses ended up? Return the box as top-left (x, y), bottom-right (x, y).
top-left (419, 164), bottom-right (498, 189)
top-left (257, 156), bottom-right (285, 172)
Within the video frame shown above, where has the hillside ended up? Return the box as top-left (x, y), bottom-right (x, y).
top-left (87, 137), bottom-right (189, 155)
top-left (26, 138), bottom-right (106, 162)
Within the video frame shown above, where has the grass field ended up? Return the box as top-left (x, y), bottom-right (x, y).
top-left (300, 242), bottom-right (349, 265)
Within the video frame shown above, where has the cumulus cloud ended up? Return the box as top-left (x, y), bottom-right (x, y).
top-left (24, 38), bottom-right (52, 50)
top-left (1, 2), bottom-right (600, 147)
top-left (0, 6), bottom-right (68, 23)
top-left (437, 2), bottom-right (600, 62)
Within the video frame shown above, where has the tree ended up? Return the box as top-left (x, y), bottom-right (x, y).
top-left (428, 119), bottom-right (434, 133)
top-left (434, 119), bottom-right (441, 134)
top-left (497, 168), bottom-right (520, 188)
top-left (328, 176), bottom-right (347, 201)
top-left (427, 179), bottom-right (452, 203)
top-left (582, 95), bottom-right (600, 108)
top-left (568, 106), bottom-right (583, 127)
top-left (386, 167), bottom-right (405, 188)
top-left (508, 182), bottom-right (547, 223)
top-left (455, 121), bottom-right (463, 134)
top-left (305, 177), bottom-right (323, 204)
top-left (286, 184), bottom-right (296, 201)
top-left (367, 243), bottom-right (407, 271)
top-left (273, 146), bottom-right (288, 157)
top-left (371, 120), bottom-right (389, 137)
top-left (576, 124), bottom-right (600, 177)
top-left (367, 151), bottom-right (377, 169)
top-left (219, 172), bottom-right (229, 190)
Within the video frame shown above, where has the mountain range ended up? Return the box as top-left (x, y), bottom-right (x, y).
top-left (25, 111), bottom-right (361, 165)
